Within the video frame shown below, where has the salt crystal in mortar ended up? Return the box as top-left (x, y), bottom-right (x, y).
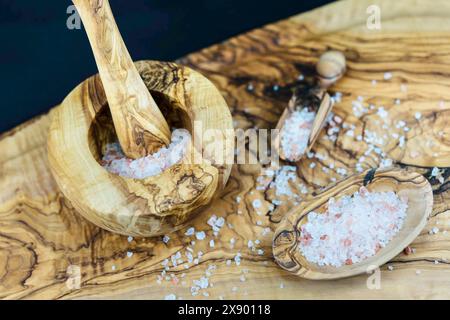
top-left (299, 186), bottom-right (408, 267)
top-left (280, 108), bottom-right (316, 161)
top-left (101, 129), bottom-right (191, 179)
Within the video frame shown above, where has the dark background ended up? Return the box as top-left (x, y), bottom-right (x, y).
top-left (0, 0), bottom-right (332, 133)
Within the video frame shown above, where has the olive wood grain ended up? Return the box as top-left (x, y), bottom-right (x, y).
top-left (0, 0), bottom-right (449, 299)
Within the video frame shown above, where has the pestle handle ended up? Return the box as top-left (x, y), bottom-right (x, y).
top-left (72, 0), bottom-right (171, 158)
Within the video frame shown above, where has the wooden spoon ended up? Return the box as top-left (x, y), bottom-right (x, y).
top-left (272, 167), bottom-right (433, 280)
top-left (275, 50), bottom-right (346, 162)
top-left (73, 0), bottom-right (171, 159)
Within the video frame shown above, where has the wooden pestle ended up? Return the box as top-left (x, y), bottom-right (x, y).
top-left (72, 0), bottom-right (171, 158)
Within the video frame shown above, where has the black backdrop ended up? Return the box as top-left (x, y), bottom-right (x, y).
top-left (0, 0), bottom-right (332, 133)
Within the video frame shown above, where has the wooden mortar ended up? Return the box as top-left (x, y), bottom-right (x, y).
top-left (48, 61), bottom-right (233, 237)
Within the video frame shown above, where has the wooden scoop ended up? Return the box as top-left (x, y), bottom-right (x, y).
top-left (275, 50), bottom-right (346, 162)
top-left (273, 168), bottom-right (433, 280)
top-left (73, 0), bottom-right (171, 158)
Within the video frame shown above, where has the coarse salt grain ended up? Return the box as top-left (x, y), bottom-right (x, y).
top-left (299, 187), bottom-right (407, 267)
top-left (196, 231), bottom-right (206, 240)
top-left (101, 129), bottom-right (190, 179)
top-left (185, 227), bottom-right (195, 236)
top-left (164, 293), bottom-right (177, 300)
top-left (252, 199), bottom-right (262, 209)
top-left (280, 108), bottom-right (316, 161)
top-left (384, 72), bottom-right (393, 80)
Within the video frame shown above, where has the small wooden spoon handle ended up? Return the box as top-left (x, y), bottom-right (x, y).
top-left (307, 51), bottom-right (346, 147)
top-left (307, 92), bottom-right (333, 147)
top-left (73, 0), bottom-right (171, 158)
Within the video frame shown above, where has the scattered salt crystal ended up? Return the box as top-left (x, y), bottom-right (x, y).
top-left (280, 108), bottom-right (316, 161)
top-left (111, 265), bottom-right (116, 271)
top-left (126, 251), bottom-right (133, 258)
top-left (185, 227), bottom-right (195, 236)
top-left (387, 265), bottom-right (394, 271)
top-left (252, 199), bottom-right (262, 209)
top-left (299, 187), bottom-right (407, 267)
top-left (396, 120), bottom-right (406, 128)
top-left (416, 270), bottom-right (421, 275)
top-left (247, 83), bottom-right (254, 91)
top-left (279, 283), bottom-right (285, 289)
top-left (371, 80), bottom-right (377, 86)
top-left (163, 235), bottom-right (170, 244)
top-left (257, 249), bottom-right (264, 256)
top-left (384, 72), bottom-right (393, 80)
top-left (415, 112), bottom-right (422, 120)
top-left (380, 158), bottom-right (393, 168)
top-left (196, 231), bottom-right (206, 240)
top-left (193, 277), bottom-right (209, 289)
top-left (234, 253), bottom-right (241, 266)
top-left (429, 227), bottom-right (439, 235)
top-left (164, 294), bottom-right (177, 300)
top-left (209, 240), bottom-right (215, 248)
top-left (127, 236), bottom-right (133, 243)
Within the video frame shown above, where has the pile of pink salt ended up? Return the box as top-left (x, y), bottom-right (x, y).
top-left (280, 108), bottom-right (316, 161)
top-left (299, 186), bottom-right (408, 267)
top-left (101, 129), bottom-right (191, 179)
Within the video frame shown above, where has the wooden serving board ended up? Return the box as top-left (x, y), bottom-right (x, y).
top-left (1, 0), bottom-right (450, 299)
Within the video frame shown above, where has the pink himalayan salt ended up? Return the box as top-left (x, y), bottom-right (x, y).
top-left (280, 108), bottom-right (316, 161)
top-left (299, 186), bottom-right (408, 267)
top-left (101, 129), bottom-right (190, 179)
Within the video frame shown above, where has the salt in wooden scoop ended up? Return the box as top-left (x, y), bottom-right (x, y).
top-left (73, 0), bottom-right (171, 159)
top-left (275, 50), bottom-right (346, 162)
top-left (273, 168), bottom-right (433, 280)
